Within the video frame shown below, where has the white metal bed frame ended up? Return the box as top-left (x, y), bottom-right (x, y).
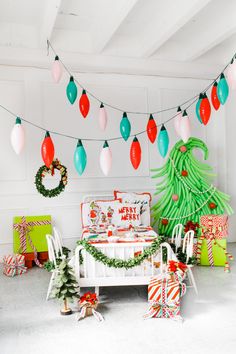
top-left (74, 194), bottom-right (178, 294)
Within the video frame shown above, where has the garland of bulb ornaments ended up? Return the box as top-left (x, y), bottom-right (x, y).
top-left (5, 42), bottom-right (236, 181)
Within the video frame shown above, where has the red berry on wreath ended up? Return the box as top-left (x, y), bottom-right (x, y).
top-left (181, 170), bottom-right (188, 177)
top-left (209, 202), bottom-right (217, 209)
top-left (180, 146), bottom-right (187, 153)
top-left (172, 194), bottom-right (179, 201)
top-left (162, 218), bottom-right (169, 225)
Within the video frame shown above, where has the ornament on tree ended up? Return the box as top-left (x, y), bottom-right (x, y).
top-left (174, 106), bottom-right (182, 136)
top-left (217, 73), bottom-right (229, 105)
top-left (151, 137), bottom-right (233, 235)
top-left (100, 140), bottom-right (112, 176)
top-left (66, 76), bottom-right (77, 104)
top-left (79, 90), bottom-right (90, 118)
top-left (51, 56), bottom-right (63, 83)
top-left (195, 94), bottom-right (203, 124)
top-left (130, 136), bottom-right (141, 169)
top-left (200, 93), bottom-right (211, 125)
top-left (41, 131), bottom-right (55, 168)
top-left (161, 218), bottom-right (169, 226)
top-left (172, 194), bottom-right (179, 201)
top-left (98, 103), bottom-right (107, 131)
top-left (181, 170), bottom-right (188, 177)
top-left (157, 125), bottom-right (169, 158)
top-left (211, 82), bottom-right (220, 110)
top-left (120, 112), bottom-right (131, 141)
top-left (74, 139), bottom-right (87, 175)
top-left (180, 145), bottom-right (187, 153)
top-left (11, 117), bottom-right (25, 154)
top-left (146, 114), bottom-right (157, 143)
top-left (209, 202), bottom-right (217, 209)
top-left (179, 110), bottom-right (191, 143)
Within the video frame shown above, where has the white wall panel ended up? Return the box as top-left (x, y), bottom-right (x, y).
top-left (0, 65), bottom-right (234, 258)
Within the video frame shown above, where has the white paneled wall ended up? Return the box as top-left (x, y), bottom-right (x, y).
top-left (0, 65), bottom-right (234, 257)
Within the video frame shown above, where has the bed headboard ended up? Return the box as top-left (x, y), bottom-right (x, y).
top-left (82, 194), bottom-right (114, 203)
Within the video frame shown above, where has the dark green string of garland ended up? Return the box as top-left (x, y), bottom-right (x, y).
top-left (77, 237), bottom-right (163, 269)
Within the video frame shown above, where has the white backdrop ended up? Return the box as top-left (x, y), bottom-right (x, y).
top-left (0, 64), bottom-right (234, 257)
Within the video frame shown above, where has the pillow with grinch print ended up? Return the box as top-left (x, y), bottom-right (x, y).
top-left (81, 199), bottom-right (121, 228)
top-left (114, 191), bottom-right (151, 226)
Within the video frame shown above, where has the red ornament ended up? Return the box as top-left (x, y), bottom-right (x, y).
top-left (180, 145), bottom-right (187, 153)
top-left (79, 89), bottom-right (90, 118)
top-left (162, 218), bottom-right (168, 226)
top-left (181, 170), bottom-right (188, 177)
top-left (41, 131), bottom-right (54, 168)
top-left (200, 93), bottom-right (211, 125)
top-left (130, 136), bottom-right (141, 169)
top-left (209, 202), bottom-right (217, 209)
top-left (146, 114), bottom-right (157, 143)
top-left (211, 82), bottom-right (220, 111)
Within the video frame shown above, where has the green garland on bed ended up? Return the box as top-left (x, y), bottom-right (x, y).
top-left (77, 237), bottom-right (163, 269)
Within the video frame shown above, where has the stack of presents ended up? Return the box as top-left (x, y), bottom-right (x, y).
top-left (2, 209), bottom-right (233, 321)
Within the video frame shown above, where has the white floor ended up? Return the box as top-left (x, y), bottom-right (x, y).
top-left (1, 245), bottom-right (236, 354)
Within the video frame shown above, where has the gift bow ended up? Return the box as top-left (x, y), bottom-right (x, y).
top-left (13, 216), bottom-right (51, 268)
top-left (77, 301), bottom-right (104, 322)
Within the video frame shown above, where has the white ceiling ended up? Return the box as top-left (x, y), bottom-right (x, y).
top-left (0, 0), bottom-right (235, 78)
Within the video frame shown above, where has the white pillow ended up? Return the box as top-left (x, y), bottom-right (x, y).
top-left (113, 203), bottom-right (141, 228)
top-left (114, 191), bottom-right (151, 226)
top-left (81, 199), bottom-right (121, 228)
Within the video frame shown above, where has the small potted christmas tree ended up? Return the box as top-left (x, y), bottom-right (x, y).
top-left (50, 257), bottom-right (79, 315)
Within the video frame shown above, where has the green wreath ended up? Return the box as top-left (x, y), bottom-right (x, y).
top-left (77, 237), bottom-right (162, 269)
top-left (35, 159), bottom-right (68, 198)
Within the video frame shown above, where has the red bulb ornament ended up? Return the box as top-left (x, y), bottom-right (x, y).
top-left (200, 93), bottom-right (211, 125)
top-left (211, 82), bottom-right (220, 111)
top-left (209, 202), bottom-right (217, 209)
top-left (181, 170), bottom-right (188, 177)
top-left (130, 136), bottom-right (141, 170)
top-left (41, 131), bottom-right (55, 168)
top-left (146, 114), bottom-right (157, 143)
top-left (162, 218), bottom-right (168, 226)
top-left (79, 89), bottom-right (90, 118)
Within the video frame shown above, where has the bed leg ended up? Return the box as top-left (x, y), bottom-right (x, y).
top-left (95, 286), bottom-right (99, 297)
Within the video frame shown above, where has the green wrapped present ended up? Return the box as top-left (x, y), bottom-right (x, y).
top-left (13, 215), bottom-right (52, 255)
top-left (199, 238), bottom-right (227, 266)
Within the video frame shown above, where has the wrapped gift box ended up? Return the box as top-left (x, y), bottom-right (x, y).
top-left (145, 276), bottom-right (186, 320)
top-left (199, 239), bottom-right (227, 266)
top-left (200, 214), bottom-right (228, 239)
top-left (198, 215), bottom-right (232, 270)
top-left (3, 254), bottom-right (27, 277)
top-left (13, 215), bottom-right (52, 254)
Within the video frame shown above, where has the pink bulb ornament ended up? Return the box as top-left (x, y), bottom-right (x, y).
top-left (52, 56), bottom-right (63, 83)
top-left (226, 59), bottom-right (236, 90)
top-left (100, 141), bottom-right (112, 176)
top-left (99, 103), bottom-right (107, 131)
top-left (11, 117), bottom-right (25, 154)
top-left (179, 110), bottom-right (191, 143)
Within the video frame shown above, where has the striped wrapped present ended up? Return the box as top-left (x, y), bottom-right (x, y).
top-left (3, 254), bottom-right (27, 277)
top-left (144, 276), bottom-right (186, 320)
top-left (197, 215), bottom-right (233, 272)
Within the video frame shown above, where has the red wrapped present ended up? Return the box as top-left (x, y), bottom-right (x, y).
top-left (144, 276), bottom-right (186, 321)
top-left (200, 214), bottom-right (228, 239)
top-left (3, 254), bottom-right (27, 277)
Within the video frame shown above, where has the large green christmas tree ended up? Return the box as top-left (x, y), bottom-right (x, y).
top-left (152, 137), bottom-right (233, 236)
